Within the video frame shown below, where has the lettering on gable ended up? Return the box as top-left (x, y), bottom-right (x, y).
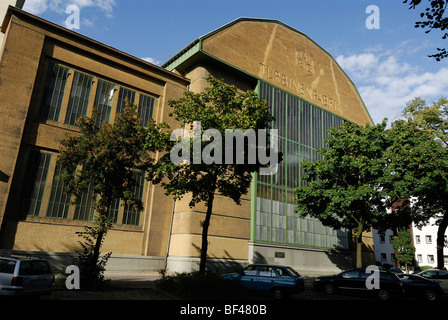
top-left (258, 62), bottom-right (343, 116)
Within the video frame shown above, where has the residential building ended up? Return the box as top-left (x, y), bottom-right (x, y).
top-left (413, 218), bottom-right (448, 268)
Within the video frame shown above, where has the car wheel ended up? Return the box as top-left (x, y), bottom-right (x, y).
top-left (324, 283), bottom-right (334, 294)
top-left (272, 288), bottom-right (285, 299)
top-left (424, 289), bottom-right (437, 301)
top-left (377, 289), bottom-right (389, 301)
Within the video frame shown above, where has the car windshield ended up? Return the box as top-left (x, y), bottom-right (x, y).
top-left (19, 261), bottom-right (51, 275)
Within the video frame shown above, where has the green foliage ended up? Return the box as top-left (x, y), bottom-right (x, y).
top-left (148, 76), bottom-right (275, 206)
top-left (391, 229), bottom-right (416, 268)
top-left (57, 99), bottom-right (164, 284)
top-left (295, 120), bottom-right (397, 267)
top-left (57, 99), bottom-right (160, 219)
top-left (72, 226), bottom-right (111, 290)
top-left (404, 0), bottom-right (448, 60)
top-left (146, 76), bottom-right (277, 274)
top-left (387, 97), bottom-right (448, 269)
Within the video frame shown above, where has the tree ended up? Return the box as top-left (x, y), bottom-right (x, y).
top-left (147, 76), bottom-right (277, 275)
top-left (387, 97), bottom-right (448, 270)
top-left (57, 99), bottom-right (163, 287)
top-left (404, 0), bottom-right (448, 60)
top-left (295, 120), bottom-right (400, 268)
top-left (392, 229), bottom-right (416, 273)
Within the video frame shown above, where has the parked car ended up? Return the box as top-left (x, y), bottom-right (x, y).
top-left (220, 264), bottom-right (304, 299)
top-left (313, 268), bottom-right (403, 300)
top-left (397, 274), bottom-right (444, 301)
top-left (415, 269), bottom-right (448, 293)
top-left (0, 255), bottom-right (54, 297)
top-left (388, 268), bottom-right (403, 274)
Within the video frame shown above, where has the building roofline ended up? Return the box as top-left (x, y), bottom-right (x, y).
top-left (162, 17), bottom-right (373, 124)
top-left (1, 6), bottom-right (190, 84)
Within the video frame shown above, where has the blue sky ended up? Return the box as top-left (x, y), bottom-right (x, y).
top-left (22, 0), bottom-right (448, 124)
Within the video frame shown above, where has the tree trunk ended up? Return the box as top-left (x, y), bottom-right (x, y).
top-left (356, 222), bottom-right (363, 269)
top-left (91, 229), bottom-right (104, 278)
top-left (436, 213), bottom-right (448, 269)
top-left (199, 190), bottom-right (215, 275)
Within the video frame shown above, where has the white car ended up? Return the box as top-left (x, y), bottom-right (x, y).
top-left (0, 255), bottom-right (54, 297)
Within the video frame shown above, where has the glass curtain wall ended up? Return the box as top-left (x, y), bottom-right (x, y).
top-left (254, 81), bottom-right (348, 249)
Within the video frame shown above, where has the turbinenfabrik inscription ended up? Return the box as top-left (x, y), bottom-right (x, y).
top-left (258, 61), bottom-right (343, 116)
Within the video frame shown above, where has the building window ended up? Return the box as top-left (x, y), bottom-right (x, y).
top-left (255, 81), bottom-right (348, 249)
top-left (73, 183), bottom-right (96, 221)
top-left (417, 254), bottom-right (422, 263)
top-left (122, 171), bottom-right (145, 226)
top-left (138, 93), bottom-right (155, 126)
top-left (18, 149), bottom-right (52, 217)
top-left (389, 235), bottom-right (394, 243)
top-left (391, 253), bottom-right (396, 261)
top-left (116, 87), bottom-right (136, 114)
top-left (46, 165), bottom-right (71, 219)
top-left (415, 235), bottom-right (421, 244)
top-left (381, 253), bottom-right (387, 261)
top-left (39, 62), bottom-right (69, 121)
top-left (64, 71), bottom-right (94, 126)
top-left (426, 235), bottom-right (432, 244)
top-left (94, 79), bottom-right (116, 126)
top-left (428, 255), bottom-right (435, 264)
top-left (380, 234), bottom-right (385, 243)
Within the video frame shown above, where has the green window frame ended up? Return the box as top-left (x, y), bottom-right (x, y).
top-left (138, 93), bottom-right (155, 126)
top-left (254, 81), bottom-right (349, 249)
top-left (94, 79), bottom-right (116, 126)
top-left (122, 171), bottom-right (145, 226)
top-left (64, 71), bottom-right (93, 126)
top-left (116, 87), bottom-right (136, 114)
top-left (38, 62), bottom-right (69, 121)
top-left (46, 165), bottom-right (71, 219)
top-left (18, 149), bottom-right (52, 217)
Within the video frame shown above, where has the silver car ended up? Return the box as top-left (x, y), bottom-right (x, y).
top-left (416, 269), bottom-right (448, 293)
top-left (0, 255), bottom-right (54, 297)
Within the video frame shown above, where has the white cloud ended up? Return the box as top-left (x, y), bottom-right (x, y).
top-left (23, 0), bottom-right (48, 14)
top-left (23, 0), bottom-right (116, 18)
top-left (336, 48), bottom-right (448, 124)
top-left (141, 57), bottom-right (161, 66)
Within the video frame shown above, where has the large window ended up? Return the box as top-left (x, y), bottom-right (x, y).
top-left (64, 71), bottom-right (94, 126)
top-left (38, 61), bottom-right (155, 127)
top-left (38, 62), bottom-right (69, 121)
top-left (46, 165), bottom-right (71, 219)
top-left (18, 149), bottom-right (52, 217)
top-left (94, 79), bottom-right (116, 126)
top-left (16, 151), bottom-right (144, 226)
top-left (254, 81), bottom-right (348, 249)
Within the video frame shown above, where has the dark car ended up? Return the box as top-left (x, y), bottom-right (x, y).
top-left (397, 274), bottom-right (444, 301)
top-left (220, 264), bottom-right (304, 299)
top-left (313, 268), bottom-right (403, 300)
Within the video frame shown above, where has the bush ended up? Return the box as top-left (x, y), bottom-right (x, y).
top-left (72, 227), bottom-right (111, 290)
top-left (155, 271), bottom-right (244, 300)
